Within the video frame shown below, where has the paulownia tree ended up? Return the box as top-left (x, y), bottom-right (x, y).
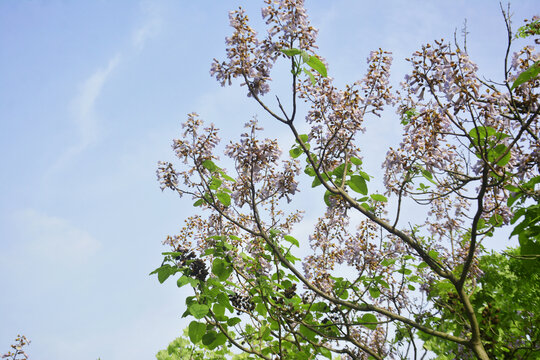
top-left (153, 2), bottom-right (539, 359)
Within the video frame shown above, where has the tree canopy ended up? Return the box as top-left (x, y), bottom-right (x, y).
top-left (153, 2), bottom-right (539, 359)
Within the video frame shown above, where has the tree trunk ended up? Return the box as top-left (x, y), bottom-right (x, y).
top-left (471, 340), bottom-right (490, 360)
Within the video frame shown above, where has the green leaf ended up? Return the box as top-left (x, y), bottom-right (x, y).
top-left (202, 159), bottom-right (219, 172)
top-left (489, 213), bottom-right (504, 227)
top-left (299, 324), bottom-right (317, 341)
top-left (157, 265), bottom-right (176, 284)
top-left (269, 228), bottom-right (280, 238)
top-left (332, 163), bottom-right (349, 177)
top-left (306, 55), bottom-right (327, 77)
top-left (360, 202), bottom-right (371, 211)
top-left (285, 252), bottom-right (300, 264)
top-left (402, 108), bottom-right (419, 125)
top-left (300, 50), bottom-right (310, 63)
top-left (347, 175), bottom-right (368, 195)
top-left (398, 267), bottom-right (412, 275)
top-left (421, 169), bottom-right (436, 184)
top-left (298, 134), bottom-right (309, 144)
top-left (217, 293), bottom-right (233, 312)
top-left (311, 172), bottom-right (328, 188)
top-left (177, 276), bottom-right (190, 288)
top-left (281, 48), bottom-right (302, 57)
top-left (359, 171), bottom-right (370, 181)
top-left (477, 218), bottom-right (487, 230)
top-left (227, 317), bottom-right (241, 326)
top-left (324, 190), bottom-right (334, 207)
top-left (320, 348), bottom-right (332, 359)
top-left (521, 236), bottom-right (540, 257)
top-left (511, 61), bottom-right (540, 90)
top-left (377, 278), bottom-right (390, 289)
top-left (496, 148), bottom-right (511, 167)
top-left (303, 68), bottom-right (316, 85)
top-left (177, 275), bottom-right (199, 288)
top-left (284, 235), bottom-right (300, 247)
top-left (361, 313), bottom-right (378, 330)
top-left (469, 126), bottom-right (496, 141)
top-left (193, 198), bottom-right (205, 207)
top-left (269, 319), bottom-right (280, 331)
top-left (369, 287), bottom-right (381, 298)
top-left (505, 184), bottom-right (521, 192)
top-left (188, 321), bottom-right (206, 343)
top-left (216, 192), bottom-right (231, 207)
top-left (189, 303), bottom-right (209, 319)
top-left (255, 302), bottom-right (267, 317)
top-left (304, 166), bottom-right (316, 177)
top-left (310, 302), bottom-right (328, 312)
top-left (213, 303), bottom-right (226, 318)
top-left (212, 258), bottom-right (232, 281)
top-left (381, 258), bottom-right (397, 267)
top-left (370, 194), bottom-right (388, 202)
top-left (350, 157), bottom-right (363, 166)
top-left (219, 170), bottom-right (236, 183)
top-left (201, 331), bottom-right (217, 346)
top-left (289, 147), bottom-right (303, 158)
top-left (515, 19), bottom-right (540, 38)
top-left (209, 177), bottom-right (222, 190)
top-left (287, 274), bottom-right (300, 283)
top-left (208, 333), bottom-right (227, 349)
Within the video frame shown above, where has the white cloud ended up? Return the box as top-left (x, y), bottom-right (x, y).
top-left (72, 54), bottom-right (121, 148)
top-left (14, 209), bottom-right (101, 265)
top-left (132, 1), bottom-right (163, 51)
top-left (46, 53), bottom-right (121, 176)
top-left (47, 1), bottom-right (163, 177)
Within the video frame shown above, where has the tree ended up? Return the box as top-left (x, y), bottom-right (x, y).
top-left (423, 248), bottom-right (539, 359)
top-left (152, 1), bottom-right (539, 359)
top-left (156, 329), bottom-right (250, 360)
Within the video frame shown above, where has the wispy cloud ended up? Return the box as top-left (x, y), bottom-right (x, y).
top-left (47, 1), bottom-right (163, 176)
top-left (132, 1), bottom-right (163, 51)
top-left (72, 54), bottom-right (121, 148)
top-left (46, 53), bottom-right (121, 175)
top-left (13, 209), bottom-right (101, 265)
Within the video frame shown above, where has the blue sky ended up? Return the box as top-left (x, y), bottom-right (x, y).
top-left (0, 1), bottom-right (537, 359)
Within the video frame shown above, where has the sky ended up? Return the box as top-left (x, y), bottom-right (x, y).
top-left (0, 1), bottom-right (537, 359)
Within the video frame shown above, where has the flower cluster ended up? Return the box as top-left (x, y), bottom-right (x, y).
top-left (384, 40), bottom-right (539, 244)
top-left (211, 0), bottom-right (318, 97)
top-left (297, 49), bottom-right (394, 174)
top-left (261, 0), bottom-right (318, 52)
top-left (507, 45), bottom-right (540, 176)
top-left (361, 49), bottom-right (396, 116)
top-left (225, 118), bottom-right (300, 207)
top-left (2, 335), bottom-right (30, 360)
top-left (159, 112), bottom-right (306, 280)
top-left (157, 112), bottom-right (221, 195)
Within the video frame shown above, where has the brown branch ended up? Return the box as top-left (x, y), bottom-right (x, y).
top-left (246, 178), bottom-right (468, 346)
